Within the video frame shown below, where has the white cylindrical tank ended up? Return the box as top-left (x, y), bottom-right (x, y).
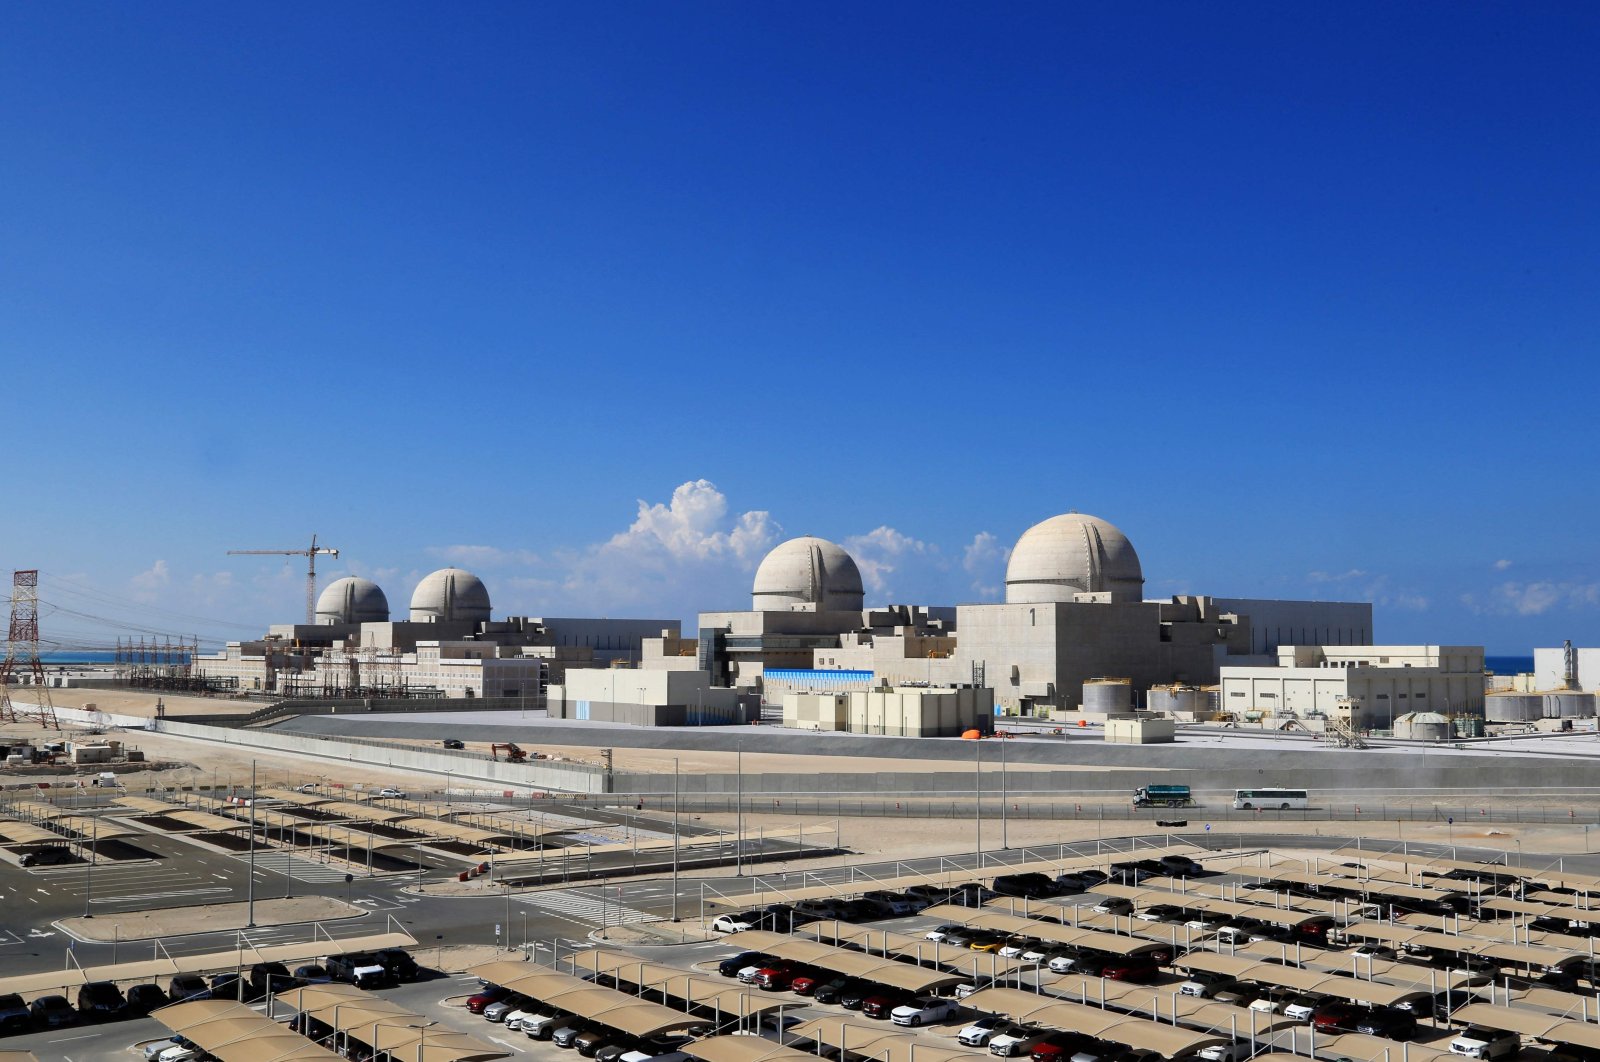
top-left (1147, 684), bottom-right (1209, 716)
top-left (1395, 712), bottom-right (1452, 742)
top-left (1543, 691), bottom-right (1597, 718)
top-left (1485, 692), bottom-right (1544, 722)
top-left (1082, 678), bottom-right (1132, 714)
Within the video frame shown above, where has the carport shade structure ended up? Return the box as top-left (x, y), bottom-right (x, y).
top-left (1171, 953), bottom-right (1434, 1009)
top-left (721, 932), bottom-right (964, 993)
top-left (467, 960), bottom-right (710, 1038)
top-left (274, 984), bottom-right (510, 1061)
top-left (790, 920), bottom-right (1033, 978)
top-left (559, 949), bottom-right (790, 1019)
top-left (961, 987), bottom-right (1229, 1059)
top-left (787, 1017), bottom-right (988, 1062)
top-left (1452, 1003), bottom-right (1600, 1052)
top-left (154, 999), bottom-right (341, 1062)
top-left (684, 1035), bottom-right (822, 1062)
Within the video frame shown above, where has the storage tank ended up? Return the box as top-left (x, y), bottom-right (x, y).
top-left (1395, 712), bottom-right (1452, 742)
top-left (1454, 717), bottom-right (1485, 738)
top-left (1082, 677), bottom-right (1133, 714)
top-left (1485, 692), bottom-right (1544, 722)
top-left (1147, 684), bottom-right (1209, 716)
top-left (1543, 690), bottom-right (1597, 718)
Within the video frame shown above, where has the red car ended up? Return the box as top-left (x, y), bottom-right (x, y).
top-left (1032, 1033), bottom-right (1091, 1062)
top-left (1103, 960), bottom-right (1160, 983)
top-left (753, 963), bottom-right (800, 990)
top-left (467, 985), bottom-right (508, 1014)
top-left (1312, 1001), bottom-right (1365, 1032)
top-left (862, 991), bottom-right (914, 1019)
top-left (790, 971), bottom-right (827, 996)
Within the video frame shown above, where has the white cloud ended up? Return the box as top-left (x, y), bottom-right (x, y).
top-left (1489, 580), bottom-right (1600, 616)
top-left (130, 560), bottom-right (171, 593)
top-left (544, 480), bottom-right (781, 615)
top-left (1494, 559), bottom-right (1514, 571)
top-left (1306, 569), bottom-right (1427, 613)
top-left (1307, 569), bottom-right (1368, 583)
top-left (962, 531), bottom-right (1009, 598)
top-left (844, 526), bottom-right (932, 598)
top-left (428, 544), bottom-right (542, 568)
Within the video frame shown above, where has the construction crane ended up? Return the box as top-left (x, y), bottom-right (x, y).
top-left (228, 534), bottom-right (340, 624)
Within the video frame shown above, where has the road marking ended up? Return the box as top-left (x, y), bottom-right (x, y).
top-left (515, 888), bottom-right (663, 925)
top-left (91, 887), bottom-right (233, 903)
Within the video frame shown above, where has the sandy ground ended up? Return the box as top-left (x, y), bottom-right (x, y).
top-left (59, 896), bottom-right (364, 941)
top-left (45, 687), bottom-right (260, 717)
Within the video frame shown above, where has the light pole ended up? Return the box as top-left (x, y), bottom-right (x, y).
top-left (445, 770), bottom-right (452, 806)
top-left (736, 740), bottom-right (744, 877)
top-left (1001, 736), bottom-right (1008, 851)
top-left (83, 813), bottom-right (98, 918)
top-left (247, 760), bottom-right (257, 928)
top-left (975, 736), bottom-right (983, 865)
top-left (671, 757), bottom-right (681, 922)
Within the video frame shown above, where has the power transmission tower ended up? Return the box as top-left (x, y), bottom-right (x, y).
top-left (0, 570), bottom-right (59, 730)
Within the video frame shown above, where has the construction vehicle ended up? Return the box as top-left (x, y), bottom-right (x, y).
top-left (1132, 784), bottom-right (1193, 808)
top-left (490, 743), bottom-right (527, 763)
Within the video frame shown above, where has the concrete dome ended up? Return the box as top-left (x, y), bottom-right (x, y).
top-left (315, 577), bottom-right (390, 625)
top-left (1005, 512), bottom-right (1144, 604)
top-left (409, 567), bottom-right (492, 623)
top-left (752, 536), bottom-right (865, 612)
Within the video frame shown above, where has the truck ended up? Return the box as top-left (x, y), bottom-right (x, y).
top-left (1132, 784), bottom-right (1193, 808)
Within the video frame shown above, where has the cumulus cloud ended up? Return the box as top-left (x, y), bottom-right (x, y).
top-left (548, 480), bottom-right (781, 614)
top-left (1305, 568), bottom-right (1427, 612)
top-left (1494, 559), bottom-right (1514, 571)
top-left (963, 531), bottom-right (1009, 598)
top-left (131, 560), bottom-right (171, 592)
top-left (1307, 569), bottom-right (1368, 583)
top-left (845, 526), bottom-right (932, 598)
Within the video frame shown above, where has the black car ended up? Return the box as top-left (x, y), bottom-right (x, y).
top-left (1158, 855), bottom-right (1204, 877)
top-left (76, 981), bottom-right (125, 1019)
top-left (838, 981), bottom-right (875, 1009)
top-left (209, 973), bottom-right (259, 1001)
top-left (992, 872), bottom-right (1060, 900)
top-left (124, 984), bottom-right (168, 1016)
top-left (375, 947), bottom-right (421, 982)
top-left (1353, 1007), bottom-right (1418, 1041)
top-left (20, 845), bottom-right (73, 867)
top-left (168, 974), bottom-right (211, 1003)
top-left (812, 978), bottom-right (864, 1004)
top-left (718, 951), bottom-right (773, 978)
top-left (249, 962), bottom-right (297, 996)
top-left (760, 904), bottom-right (808, 930)
top-left (0, 993), bottom-right (28, 1033)
top-left (294, 964), bottom-right (333, 984)
top-left (29, 995), bottom-right (76, 1028)
top-left (443, 738), bottom-right (466, 749)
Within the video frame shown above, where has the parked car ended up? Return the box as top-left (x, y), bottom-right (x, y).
top-left (1136, 904), bottom-right (1184, 924)
top-left (1196, 1042), bottom-right (1253, 1062)
top-left (815, 977), bottom-right (868, 1006)
top-left (554, 1019), bottom-right (601, 1049)
top-left (377, 787), bottom-right (406, 798)
top-left (28, 995), bottom-right (77, 1028)
top-left (327, 952), bottom-right (392, 989)
top-left (838, 981), bottom-right (876, 1010)
top-left (467, 985), bottom-right (510, 1014)
top-left (442, 738), bottom-right (465, 749)
top-left (989, 1027), bottom-right (1050, 1058)
top-left (1282, 994), bottom-right (1331, 1022)
top-left (484, 992), bottom-right (534, 1023)
top-left (1209, 983), bottom-right (1263, 1007)
top-left (1450, 1027), bottom-right (1519, 1060)
top-left (1351, 943), bottom-right (1398, 961)
top-left (375, 947), bottom-right (421, 982)
top-left (1092, 897), bottom-right (1133, 916)
top-left (1311, 1001), bottom-right (1367, 1033)
top-left (143, 1040), bottom-right (182, 1062)
top-left (246, 962), bottom-right (296, 996)
top-left (522, 1009), bottom-right (573, 1040)
top-left (207, 973), bottom-right (258, 1002)
top-left (1178, 969), bottom-right (1237, 997)
top-left (711, 914), bottom-right (756, 934)
top-left (293, 964), bottom-right (333, 985)
top-left (998, 936), bottom-right (1042, 959)
top-left (167, 974), bottom-right (211, 1003)
top-left (576, 1027), bottom-right (626, 1057)
top-left (1102, 959), bottom-right (1160, 983)
top-left (21, 845), bottom-right (74, 867)
top-left (863, 990), bottom-right (916, 1019)
top-left (958, 1017), bottom-right (1012, 1047)
top-left (0, 993), bottom-right (29, 1033)
top-left (717, 951), bottom-right (772, 978)
top-left (925, 924), bottom-right (966, 943)
top-left (1354, 1007), bottom-right (1418, 1041)
top-left (863, 891), bottom-right (920, 916)
top-left (890, 997), bottom-right (959, 1027)
top-left (992, 873), bottom-right (1060, 900)
top-left (1030, 1032), bottom-right (1091, 1062)
top-left (1159, 855), bottom-right (1204, 877)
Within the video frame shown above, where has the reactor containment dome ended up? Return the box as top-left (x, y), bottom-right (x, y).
top-left (315, 577), bottom-right (391, 625)
top-left (1005, 512), bottom-right (1144, 604)
top-left (752, 536), bottom-right (866, 612)
top-left (409, 567), bottom-right (493, 623)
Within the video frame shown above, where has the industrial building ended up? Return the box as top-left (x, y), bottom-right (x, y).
top-left (196, 568), bottom-right (677, 700)
top-left (649, 513), bottom-right (1376, 717)
top-left (1218, 645), bottom-right (1487, 728)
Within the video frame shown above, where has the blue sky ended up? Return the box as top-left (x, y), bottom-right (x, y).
top-left (1, 3), bottom-right (1596, 653)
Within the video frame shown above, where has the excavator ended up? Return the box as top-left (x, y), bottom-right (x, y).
top-left (490, 742), bottom-right (528, 763)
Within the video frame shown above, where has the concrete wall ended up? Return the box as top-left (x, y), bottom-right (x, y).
top-left (1209, 598), bottom-right (1373, 655)
top-left (1536, 647), bottom-right (1600, 693)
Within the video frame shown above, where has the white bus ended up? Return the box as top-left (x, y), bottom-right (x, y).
top-left (1233, 788), bottom-right (1309, 810)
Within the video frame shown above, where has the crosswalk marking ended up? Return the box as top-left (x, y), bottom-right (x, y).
top-left (234, 851), bottom-right (358, 883)
top-left (515, 888), bottom-right (662, 925)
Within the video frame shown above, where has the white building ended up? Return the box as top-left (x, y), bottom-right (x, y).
top-left (1219, 645), bottom-right (1486, 728)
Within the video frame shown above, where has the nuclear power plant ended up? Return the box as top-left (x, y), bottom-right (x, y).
top-left (187, 509), bottom-right (1513, 738)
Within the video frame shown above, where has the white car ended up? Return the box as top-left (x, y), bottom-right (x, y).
top-left (1020, 945), bottom-right (1052, 963)
top-left (521, 1010), bottom-right (567, 1039)
top-left (1046, 955), bottom-right (1079, 974)
top-left (294, 783), bottom-right (317, 793)
top-left (502, 1005), bottom-right (537, 1031)
top-left (1184, 916), bottom-right (1223, 932)
top-left (997, 939), bottom-right (1036, 958)
top-left (1092, 898), bottom-right (1133, 915)
top-left (1282, 997), bottom-right (1323, 1022)
top-left (711, 914), bottom-right (755, 933)
top-left (989, 1029), bottom-right (1047, 1058)
top-left (925, 925), bottom-right (962, 942)
top-left (143, 1043), bottom-right (179, 1062)
top-left (891, 997), bottom-right (959, 1027)
top-left (377, 787), bottom-right (406, 798)
top-left (1450, 1029), bottom-right (1519, 1060)
top-left (736, 963), bottom-right (766, 984)
top-left (159, 1048), bottom-right (199, 1062)
top-left (1197, 1043), bottom-right (1252, 1062)
top-left (958, 1017), bottom-right (1010, 1047)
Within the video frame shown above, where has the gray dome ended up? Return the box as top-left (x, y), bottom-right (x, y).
top-left (752, 536), bottom-right (865, 612)
top-left (1005, 513), bottom-right (1144, 604)
top-left (409, 567), bottom-right (492, 623)
top-left (316, 577), bottom-right (390, 625)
